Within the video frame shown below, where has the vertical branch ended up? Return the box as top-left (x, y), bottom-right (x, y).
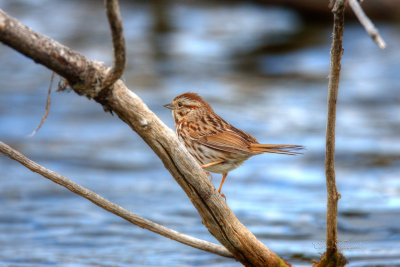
top-left (315, 2), bottom-right (348, 267)
top-left (320, 0), bottom-right (347, 266)
top-left (101, 0), bottom-right (126, 90)
top-left (326, 0), bottom-right (344, 255)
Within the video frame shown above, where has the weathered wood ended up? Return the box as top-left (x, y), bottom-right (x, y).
top-left (325, 0), bottom-right (344, 256)
top-left (318, 0), bottom-right (347, 266)
top-left (101, 0), bottom-right (126, 90)
top-left (0, 9), bottom-right (288, 266)
top-left (0, 141), bottom-right (233, 258)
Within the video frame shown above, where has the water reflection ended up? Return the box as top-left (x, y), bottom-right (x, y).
top-left (1, 0), bottom-right (400, 266)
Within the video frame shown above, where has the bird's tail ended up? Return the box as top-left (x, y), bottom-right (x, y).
top-left (249, 144), bottom-right (304, 155)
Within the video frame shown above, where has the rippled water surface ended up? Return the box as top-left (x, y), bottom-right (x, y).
top-left (1, 0), bottom-right (400, 266)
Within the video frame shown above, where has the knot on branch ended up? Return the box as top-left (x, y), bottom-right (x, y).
top-left (93, 81), bottom-right (114, 114)
top-left (63, 60), bottom-right (114, 113)
top-left (63, 60), bottom-right (103, 96)
top-left (313, 251), bottom-right (347, 267)
top-left (140, 118), bottom-right (149, 129)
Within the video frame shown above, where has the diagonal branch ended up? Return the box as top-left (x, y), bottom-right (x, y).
top-left (0, 9), bottom-right (289, 266)
top-left (348, 0), bottom-right (386, 50)
top-left (0, 141), bottom-right (233, 258)
top-left (101, 0), bottom-right (126, 90)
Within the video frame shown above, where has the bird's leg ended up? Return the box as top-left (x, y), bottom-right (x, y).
top-left (201, 160), bottom-right (224, 169)
top-left (218, 173), bottom-right (228, 200)
top-left (201, 161), bottom-right (227, 200)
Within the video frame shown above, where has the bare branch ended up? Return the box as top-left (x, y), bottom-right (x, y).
top-left (0, 9), bottom-right (289, 266)
top-left (316, 0), bottom-right (347, 266)
top-left (349, 0), bottom-right (386, 49)
top-left (0, 141), bottom-right (233, 258)
top-left (101, 0), bottom-right (126, 90)
top-left (326, 0), bottom-right (344, 256)
top-left (28, 72), bottom-right (55, 137)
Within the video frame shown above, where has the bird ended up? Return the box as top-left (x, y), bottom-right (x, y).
top-left (164, 92), bottom-right (303, 197)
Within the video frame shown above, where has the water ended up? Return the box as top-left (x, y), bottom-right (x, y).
top-left (1, 0), bottom-right (400, 266)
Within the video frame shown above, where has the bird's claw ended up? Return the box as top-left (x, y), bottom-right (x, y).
top-left (204, 171), bottom-right (212, 181)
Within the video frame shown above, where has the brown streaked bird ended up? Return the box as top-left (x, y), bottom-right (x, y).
top-left (164, 92), bottom-right (303, 197)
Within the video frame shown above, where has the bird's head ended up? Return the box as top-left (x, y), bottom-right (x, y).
top-left (164, 92), bottom-right (212, 123)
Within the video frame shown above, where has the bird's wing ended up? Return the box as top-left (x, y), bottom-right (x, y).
top-left (189, 129), bottom-right (252, 154)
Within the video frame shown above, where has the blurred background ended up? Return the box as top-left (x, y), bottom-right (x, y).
top-left (1, 0), bottom-right (400, 266)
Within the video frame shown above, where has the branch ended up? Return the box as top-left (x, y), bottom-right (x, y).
top-left (316, 0), bottom-right (347, 266)
top-left (349, 0), bottom-right (386, 50)
top-left (326, 0), bottom-right (344, 256)
top-left (101, 0), bottom-right (126, 90)
top-left (0, 141), bottom-right (232, 258)
top-left (0, 9), bottom-right (288, 266)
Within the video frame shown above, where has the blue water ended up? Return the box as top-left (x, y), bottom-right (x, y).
top-left (1, 0), bottom-right (400, 266)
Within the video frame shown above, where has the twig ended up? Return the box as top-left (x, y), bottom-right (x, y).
top-left (0, 141), bottom-right (232, 258)
top-left (325, 0), bottom-right (346, 262)
top-left (28, 72), bottom-right (55, 137)
top-left (349, 0), bottom-right (386, 49)
top-left (314, 2), bottom-right (348, 266)
top-left (101, 0), bottom-right (126, 90)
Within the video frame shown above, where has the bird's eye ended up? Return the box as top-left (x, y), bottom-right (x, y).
top-left (178, 102), bottom-right (183, 107)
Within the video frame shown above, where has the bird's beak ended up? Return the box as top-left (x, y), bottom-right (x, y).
top-left (163, 103), bottom-right (174, 110)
